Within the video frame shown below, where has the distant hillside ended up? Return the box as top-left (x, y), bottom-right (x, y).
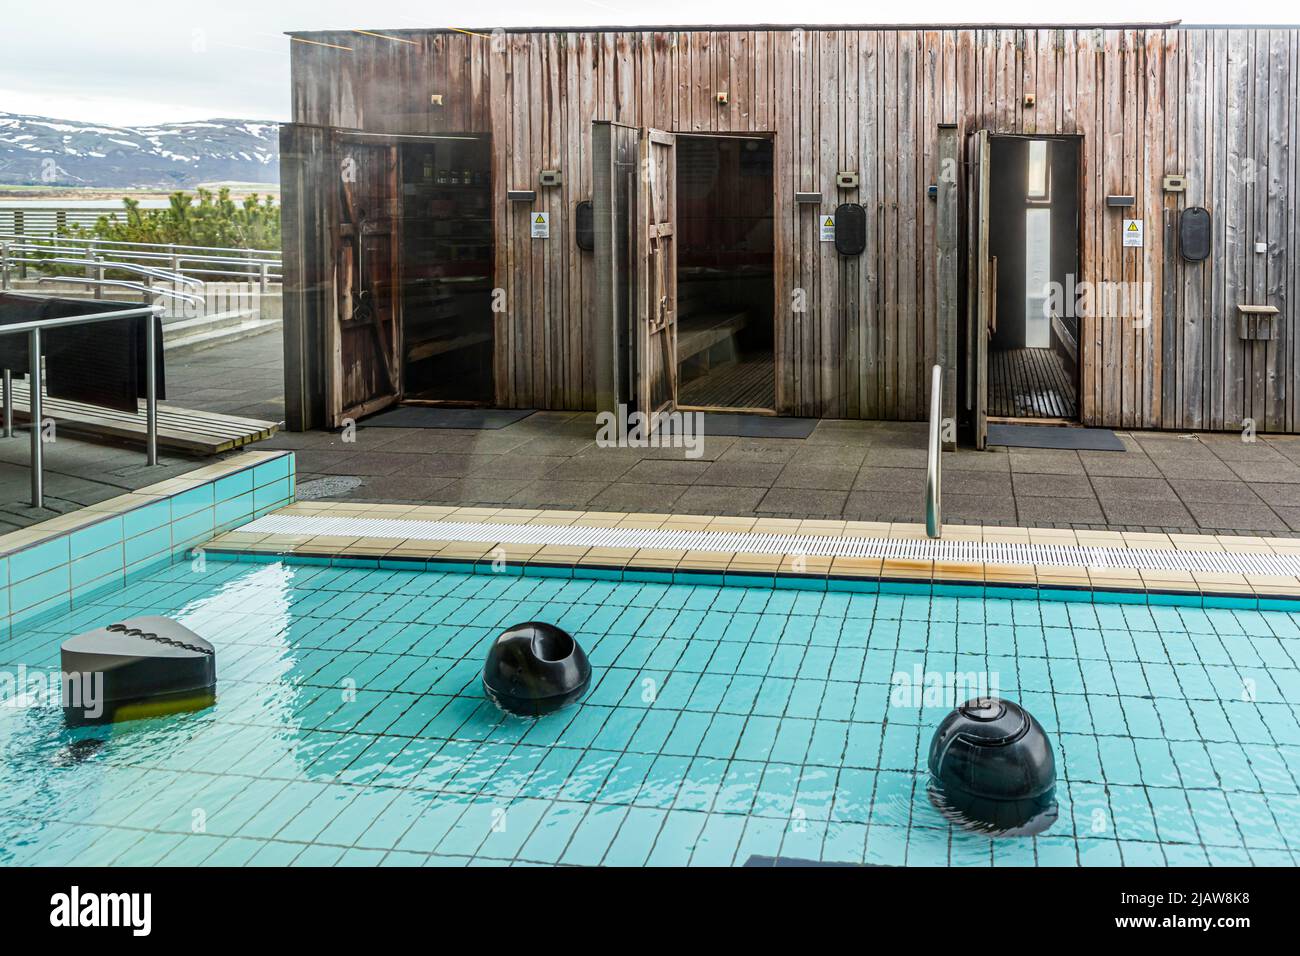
top-left (0, 113), bottom-right (280, 189)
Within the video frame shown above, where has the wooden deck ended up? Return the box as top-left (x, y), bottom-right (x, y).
top-left (6, 381), bottom-right (279, 456)
top-left (678, 354), bottom-right (775, 410)
top-left (989, 348), bottom-right (1077, 419)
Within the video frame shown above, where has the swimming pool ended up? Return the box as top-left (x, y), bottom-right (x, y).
top-left (1, 557), bottom-right (1297, 866)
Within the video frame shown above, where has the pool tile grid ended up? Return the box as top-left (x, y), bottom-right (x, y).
top-left (2, 557), bottom-right (1299, 867)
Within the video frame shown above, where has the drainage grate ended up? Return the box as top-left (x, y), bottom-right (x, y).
top-left (236, 514), bottom-right (1300, 577)
top-left (295, 476), bottom-right (365, 501)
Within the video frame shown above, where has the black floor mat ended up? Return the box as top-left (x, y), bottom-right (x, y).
top-left (660, 412), bottom-right (816, 439)
top-left (361, 407), bottom-right (535, 430)
top-left (988, 423), bottom-right (1125, 451)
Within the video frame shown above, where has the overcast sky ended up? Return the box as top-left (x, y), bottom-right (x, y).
top-left (0, 1), bottom-right (1289, 126)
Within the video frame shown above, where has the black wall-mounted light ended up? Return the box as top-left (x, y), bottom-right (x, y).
top-left (575, 200), bottom-right (594, 252)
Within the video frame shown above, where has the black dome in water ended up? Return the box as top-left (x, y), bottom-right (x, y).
top-left (927, 697), bottom-right (1057, 836)
top-left (483, 622), bottom-right (591, 717)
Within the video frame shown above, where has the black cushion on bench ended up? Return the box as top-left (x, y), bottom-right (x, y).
top-left (0, 292), bottom-right (166, 413)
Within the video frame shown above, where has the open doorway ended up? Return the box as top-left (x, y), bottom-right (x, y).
top-left (397, 136), bottom-right (494, 404)
top-left (986, 136), bottom-right (1080, 421)
top-left (673, 134), bottom-right (775, 412)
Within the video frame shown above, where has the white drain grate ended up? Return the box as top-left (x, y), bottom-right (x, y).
top-left (235, 514), bottom-right (1300, 578)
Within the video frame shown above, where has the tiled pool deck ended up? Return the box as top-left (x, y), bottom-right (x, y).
top-left (9, 331), bottom-right (1300, 539)
top-left (208, 500), bottom-right (1300, 606)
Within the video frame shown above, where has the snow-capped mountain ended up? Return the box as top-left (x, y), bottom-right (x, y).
top-left (0, 113), bottom-right (280, 188)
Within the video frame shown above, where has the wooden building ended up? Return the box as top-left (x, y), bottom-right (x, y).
top-left (280, 22), bottom-right (1300, 444)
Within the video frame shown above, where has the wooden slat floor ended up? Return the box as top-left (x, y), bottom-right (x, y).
top-left (678, 354), bottom-right (776, 410)
top-left (989, 348), bottom-right (1078, 419)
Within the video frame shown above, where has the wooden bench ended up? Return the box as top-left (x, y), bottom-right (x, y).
top-left (675, 281), bottom-right (749, 373)
top-left (5, 380), bottom-right (278, 456)
top-left (405, 330), bottom-right (493, 364)
top-left (678, 311), bottom-right (749, 362)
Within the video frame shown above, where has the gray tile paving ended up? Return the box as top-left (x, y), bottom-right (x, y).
top-left (7, 329), bottom-right (1300, 539)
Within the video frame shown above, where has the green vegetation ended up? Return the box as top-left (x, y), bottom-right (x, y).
top-left (65, 187), bottom-right (280, 250)
top-left (19, 188), bottom-right (280, 282)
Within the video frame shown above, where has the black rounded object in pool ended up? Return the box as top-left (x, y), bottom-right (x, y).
top-left (483, 622), bottom-right (591, 717)
top-left (927, 697), bottom-right (1058, 836)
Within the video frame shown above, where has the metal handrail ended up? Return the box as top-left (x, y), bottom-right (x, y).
top-left (925, 363), bottom-right (942, 539)
top-left (0, 300), bottom-right (165, 508)
top-left (0, 235), bottom-right (281, 290)
top-left (35, 276), bottom-right (203, 306)
top-left (2, 246), bottom-right (280, 275)
top-left (0, 232), bottom-right (281, 259)
top-left (37, 256), bottom-right (205, 290)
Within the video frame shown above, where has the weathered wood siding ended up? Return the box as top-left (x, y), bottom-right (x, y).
top-left (1167, 29), bottom-right (1300, 432)
top-left (287, 25), bottom-right (1300, 430)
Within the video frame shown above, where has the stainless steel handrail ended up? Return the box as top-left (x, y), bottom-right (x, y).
top-left (0, 232), bottom-right (282, 259)
top-left (0, 301), bottom-right (164, 508)
top-left (35, 275), bottom-right (204, 306)
top-left (2, 247), bottom-right (279, 276)
top-left (0, 237), bottom-right (281, 289)
top-left (40, 256), bottom-right (205, 290)
top-left (926, 363), bottom-right (942, 539)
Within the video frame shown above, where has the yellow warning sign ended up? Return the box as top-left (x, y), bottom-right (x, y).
top-left (1123, 219), bottom-right (1143, 247)
top-left (531, 211), bottom-right (550, 239)
top-left (820, 214), bottom-right (835, 242)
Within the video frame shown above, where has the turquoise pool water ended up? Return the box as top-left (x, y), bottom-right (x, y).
top-left (1, 558), bottom-right (1297, 866)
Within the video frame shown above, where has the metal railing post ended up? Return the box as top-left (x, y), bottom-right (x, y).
top-left (29, 327), bottom-right (43, 508)
top-left (2, 368), bottom-right (12, 438)
top-left (146, 312), bottom-right (158, 467)
top-left (925, 364), bottom-right (943, 539)
top-left (1, 242), bottom-right (9, 290)
top-left (0, 302), bottom-right (162, 503)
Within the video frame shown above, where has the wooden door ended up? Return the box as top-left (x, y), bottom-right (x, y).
top-left (635, 128), bottom-right (677, 418)
top-left (279, 122), bottom-right (334, 431)
top-left (966, 130), bottom-right (992, 449)
top-left (329, 136), bottom-right (402, 426)
top-left (592, 121), bottom-right (640, 417)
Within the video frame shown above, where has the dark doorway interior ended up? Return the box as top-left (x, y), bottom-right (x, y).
top-left (398, 137), bottom-right (494, 404)
top-left (674, 135), bottom-right (775, 411)
top-left (986, 136), bottom-right (1080, 419)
